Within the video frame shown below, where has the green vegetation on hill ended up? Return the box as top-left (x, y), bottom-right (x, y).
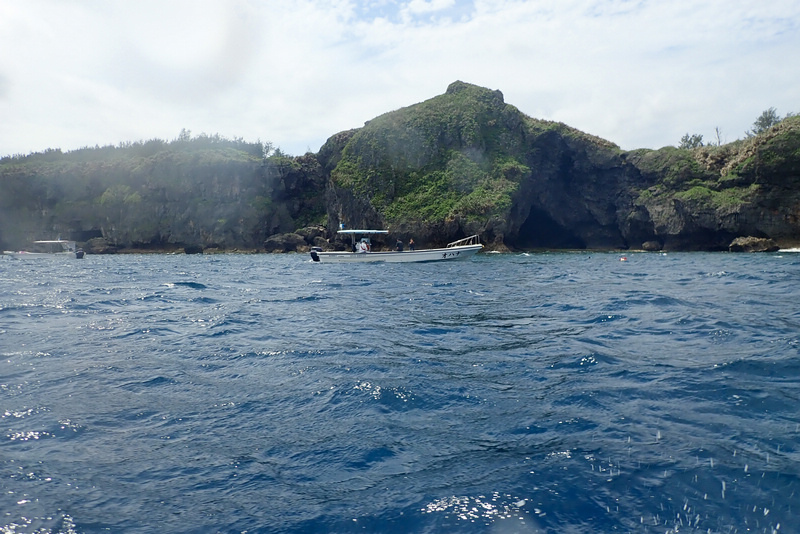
top-left (0, 134), bottom-right (322, 250)
top-left (330, 81), bottom-right (531, 224)
top-left (628, 115), bottom-right (800, 214)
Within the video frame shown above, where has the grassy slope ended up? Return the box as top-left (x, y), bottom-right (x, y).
top-left (329, 81), bottom-right (533, 224)
top-left (628, 115), bottom-right (800, 211)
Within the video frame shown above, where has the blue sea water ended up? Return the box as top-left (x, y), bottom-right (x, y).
top-left (1, 251), bottom-right (799, 534)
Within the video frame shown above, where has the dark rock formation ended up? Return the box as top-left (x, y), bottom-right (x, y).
top-left (729, 236), bottom-right (780, 252)
top-left (641, 240), bottom-right (663, 252)
top-left (85, 237), bottom-right (118, 254)
top-left (264, 232), bottom-right (308, 253)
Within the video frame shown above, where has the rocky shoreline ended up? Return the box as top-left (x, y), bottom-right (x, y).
top-left (78, 233), bottom-right (795, 255)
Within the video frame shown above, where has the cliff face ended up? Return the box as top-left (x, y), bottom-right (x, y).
top-left (507, 128), bottom-right (631, 249)
top-left (318, 81), bottom-right (630, 249)
top-left (317, 82), bottom-right (800, 251)
top-left (621, 118), bottom-right (800, 250)
top-left (2, 83), bottom-right (798, 252)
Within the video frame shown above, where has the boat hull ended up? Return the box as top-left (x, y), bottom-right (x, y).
top-left (3, 239), bottom-right (84, 259)
top-left (3, 251), bottom-right (81, 259)
top-left (310, 244), bottom-right (483, 263)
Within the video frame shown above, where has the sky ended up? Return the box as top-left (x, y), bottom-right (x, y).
top-left (1, 0), bottom-right (798, 157)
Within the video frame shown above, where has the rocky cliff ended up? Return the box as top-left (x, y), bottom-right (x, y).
top-left (2, 82), bottom-right (798, 253)
top-left (312, 81), bottom-right (800, 252)
top-left (0, 138), bottom-right (326, 253)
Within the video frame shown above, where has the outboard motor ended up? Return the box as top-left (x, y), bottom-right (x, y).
top-left (76, 248), bottom-right (85, 259)
top-left (310, 247), bottom-right (322, 262)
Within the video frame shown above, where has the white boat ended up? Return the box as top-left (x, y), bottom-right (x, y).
top-left (310, 230), bottom-right (483, 263)
top-left (3, 239), bottom-right (85, 259)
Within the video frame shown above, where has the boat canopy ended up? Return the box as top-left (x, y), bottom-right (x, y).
top-left (337, 230), bottom-right (389, 235)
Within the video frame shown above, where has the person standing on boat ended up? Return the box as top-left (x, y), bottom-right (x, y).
top-left (409, 238), bottom-right (415, 251)
top-left (395, 239), bottom-right (404, 252)
top-left (357, 239), bottom-right (370, 253)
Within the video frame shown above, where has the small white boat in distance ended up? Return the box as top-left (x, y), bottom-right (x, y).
top-left (310, 230), bottom-right (483, 263)
top-left (3, 239), bottom-right (85, 259)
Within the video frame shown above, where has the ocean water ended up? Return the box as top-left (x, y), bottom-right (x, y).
top-left (1, 251), bottom-right (799, 534)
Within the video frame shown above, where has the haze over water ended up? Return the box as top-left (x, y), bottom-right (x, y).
top-left (2, 251), bottom-right (798, 533)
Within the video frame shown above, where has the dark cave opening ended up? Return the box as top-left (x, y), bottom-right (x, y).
top-left (514, 206), bottom-right (586, 249)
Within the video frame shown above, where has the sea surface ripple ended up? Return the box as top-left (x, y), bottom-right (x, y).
top-left (1, 251), bottom-right (799, 533)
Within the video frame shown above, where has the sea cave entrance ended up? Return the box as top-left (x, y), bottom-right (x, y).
top-left (514, 206), bottom-right (585, 250)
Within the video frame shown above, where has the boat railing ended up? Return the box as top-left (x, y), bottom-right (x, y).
top-left (446, 235), bottom-right (481, 248)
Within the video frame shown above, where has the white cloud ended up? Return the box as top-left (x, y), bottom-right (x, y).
top-left (1, 0), bottom-right (799, 157)
top-left (406, 0), bottom-right (456, 15)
